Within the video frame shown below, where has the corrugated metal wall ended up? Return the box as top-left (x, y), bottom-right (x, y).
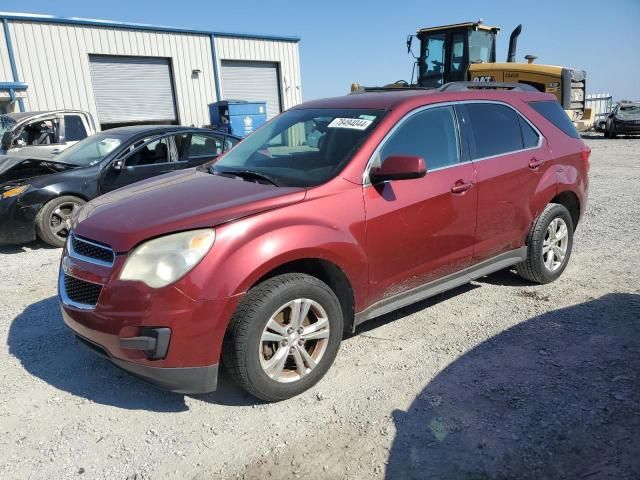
top-left (7, 21), bottom-right (216, 126)
top-left (215, 36), bottom-right (303, 111)
top-left (0, 21), bottom-right (14, 82)
top-left (2, 20), bottom-right (302, 126)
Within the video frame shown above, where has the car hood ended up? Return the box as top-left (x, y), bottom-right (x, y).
top-left (0, 146), bottom-right (60, 159)
top-left (0, 156), bottom-right (76, 184)
top-left (74, 169), bottom-right (307, 252)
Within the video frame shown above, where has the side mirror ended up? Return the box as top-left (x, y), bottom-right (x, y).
top-left (370, 155), bottom-right (427, 183)
top-left (112, 159), bottom-right (124, 171)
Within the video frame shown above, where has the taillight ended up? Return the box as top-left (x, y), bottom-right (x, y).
top-left (581, 144), bottom-right (591, 171)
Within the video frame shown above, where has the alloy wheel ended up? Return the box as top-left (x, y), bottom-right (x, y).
top-left (259, 298), bottom-right (330, 383)
top-left (49, 201), bottom-right (80, 242)
top-left (542, 217), bottom-right (569, 272)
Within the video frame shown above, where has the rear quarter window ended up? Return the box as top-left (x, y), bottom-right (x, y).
top-left (528, 100), bottom-right (580, 139)
top-left (518, 116), bottom-right (540, 148)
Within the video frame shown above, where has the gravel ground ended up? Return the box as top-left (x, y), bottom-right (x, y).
top-left (1, 134), bottom-right (639, 480)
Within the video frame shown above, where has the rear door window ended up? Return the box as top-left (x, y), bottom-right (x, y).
top-left (528, 100), bottom-right (580, 138)
top-left (64, 115), bottom-right (88, 141)
top-left (189, 134), bottom-right (223, 159)
top-left (379, 106), bottom-right (460, 170)
top-left (174, 133), bottom-right (224, 160)
top-left (125, 137), bottom-right (172, 167)
top-left (463, 103), bottom-right (524, 159)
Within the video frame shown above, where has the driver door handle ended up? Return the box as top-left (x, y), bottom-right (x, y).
top-left (451, 180), bottom-right (474, 194)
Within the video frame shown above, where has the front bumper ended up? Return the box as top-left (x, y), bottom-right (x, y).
top-left (69, 326), bottom-right (218, 394)
top-left (0, 195), bottom-right (37, 245)
top-left (59, 243), bottom-right (241, 394)
top-left (612, 121), bottom-right (640, 134)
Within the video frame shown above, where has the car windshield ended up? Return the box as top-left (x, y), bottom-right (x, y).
top-left (0, 114), bottom-right (17, 137)
top-left (55, 133), bottom-right (124, 166)
top-left (212, 108), bottom-right (386, 187)
top-left (618, 105), bottom-right (640, 115)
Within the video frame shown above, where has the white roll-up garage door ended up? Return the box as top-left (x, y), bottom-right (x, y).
top-left (89, 55), bottom-right (177, 125)
top-left (221, 61), bottom-right (282, 119)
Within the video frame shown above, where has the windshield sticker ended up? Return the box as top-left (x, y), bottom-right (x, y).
top-left (328, 118), bottom-right (373, 130)
top-left (359, 114), bottom-right (377, 121)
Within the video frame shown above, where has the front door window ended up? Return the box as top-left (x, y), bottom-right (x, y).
top-left (18, 118), bottom-right (60, 146)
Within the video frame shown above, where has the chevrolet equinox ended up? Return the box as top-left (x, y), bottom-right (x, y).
top-left (59, 86), bottom-right (590, 401)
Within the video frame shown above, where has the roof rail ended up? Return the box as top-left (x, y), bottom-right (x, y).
top-left (439, 81), bottom-right (539, 92)
top-left (350, 85), bottom-right (432, 95)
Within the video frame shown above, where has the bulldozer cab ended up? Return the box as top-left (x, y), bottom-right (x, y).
top-left (415, 22), bottom-right (499, 87)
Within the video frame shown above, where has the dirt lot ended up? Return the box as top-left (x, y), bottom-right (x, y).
top-left (1, 134), bottom-right (639, 480)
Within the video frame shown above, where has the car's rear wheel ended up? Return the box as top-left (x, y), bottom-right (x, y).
top-left (516, 203), bottom-right (574, 284)
top-left (223, 273), bottom-right (343, 402)
top-left (35, 195), bottom-right (85, 247)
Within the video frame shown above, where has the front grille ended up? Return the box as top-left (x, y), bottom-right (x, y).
top-left (63, 274), bottom-right (102, 306)
top-left (70, 234), bottom-right (115, 265)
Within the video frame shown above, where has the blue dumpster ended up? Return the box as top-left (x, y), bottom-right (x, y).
top-left (208, 100), bottom-right (267, 138)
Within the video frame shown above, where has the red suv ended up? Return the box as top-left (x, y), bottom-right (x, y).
top-left (59, 86), bottom-right (589, 401)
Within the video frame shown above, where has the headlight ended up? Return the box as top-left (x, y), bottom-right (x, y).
top-left (1, 185), bottom-right (28, 199)
top-left (119, 229), bottom-right (215, 288)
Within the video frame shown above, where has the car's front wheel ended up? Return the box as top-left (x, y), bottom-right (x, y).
top-left (35, 195), bottom-right (86, 247)
top-left (223, 273), bottom-right (343, 402)
top-left (516, 203), bottom-right (574, 284)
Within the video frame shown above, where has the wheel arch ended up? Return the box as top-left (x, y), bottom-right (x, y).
top-left (551, 190), bottom-right (580, 228)
top-left (251, 258), bottom-right (356, 336)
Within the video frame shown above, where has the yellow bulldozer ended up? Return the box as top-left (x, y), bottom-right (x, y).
top-left (351, 21), bottom-right (594, 130)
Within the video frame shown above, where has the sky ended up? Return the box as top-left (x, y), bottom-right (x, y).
top-left (1, 0), bottom-right (639, 102)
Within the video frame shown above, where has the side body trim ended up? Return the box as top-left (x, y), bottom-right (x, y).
top-left (354, 247), bottom-right (527, 327)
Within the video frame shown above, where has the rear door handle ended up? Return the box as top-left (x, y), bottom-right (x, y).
top-left (529, 157), bottom-right (545, 169)
top-left (451, 180), bottom-right (474, 194)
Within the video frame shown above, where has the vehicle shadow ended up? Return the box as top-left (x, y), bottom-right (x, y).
top-left (385, 293), bottom-right (640, 479)
top-left (580, 133), bottom-right (607, 140)
top-left (475, 268), bottom-right (532, 287)
top-left (0, 240), bottom-right (59, 254)
top-left (7, 296), bottom-right (259, 411)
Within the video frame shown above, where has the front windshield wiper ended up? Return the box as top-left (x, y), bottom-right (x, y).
top-left (212, 168), bottom-right (282, 187)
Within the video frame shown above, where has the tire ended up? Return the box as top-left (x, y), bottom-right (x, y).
top-left (516, 203), bottom-right (574, 284)
top-left (35, 195), bottom-right (85, 247)
top-left (222, 273), bottom-right (343, 402)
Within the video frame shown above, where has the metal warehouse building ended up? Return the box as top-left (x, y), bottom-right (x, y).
top-left (0, 12), bottom-right (302, 128)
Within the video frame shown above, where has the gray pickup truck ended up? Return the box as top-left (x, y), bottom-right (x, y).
top-left (0, 110), bottom-right (98, 158)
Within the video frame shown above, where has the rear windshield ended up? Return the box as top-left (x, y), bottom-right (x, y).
top-left (528, 100), bottom-right (580, 139)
